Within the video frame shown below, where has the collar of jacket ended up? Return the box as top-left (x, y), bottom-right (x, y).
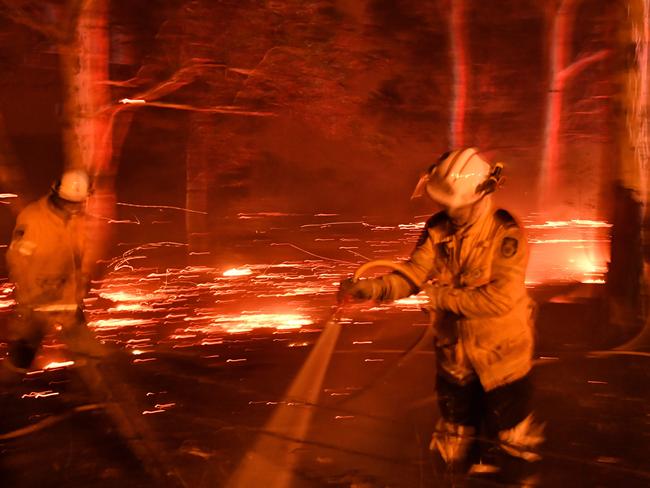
top-left (44, 195), bottom-right (83, 224)
top-left (428, 200), bottom-right (494, 245)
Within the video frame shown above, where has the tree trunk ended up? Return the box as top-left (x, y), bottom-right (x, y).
top-left (612, 0), bottom-right (650, 345)
top-left (539, 0), bottom-right (577, 210)
top-left (448, 0), bottom-right (468, 148)
top-left (59, 0), bottom-right (114, 271)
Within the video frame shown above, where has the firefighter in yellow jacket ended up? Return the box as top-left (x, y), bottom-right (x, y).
top-left (1, 169), bottom-right (105, 382)
top-left (339, 148), bottom-right (544, 478)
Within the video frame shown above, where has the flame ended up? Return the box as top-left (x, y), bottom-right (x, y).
top-left (526, 219), bottom-right (610, 284)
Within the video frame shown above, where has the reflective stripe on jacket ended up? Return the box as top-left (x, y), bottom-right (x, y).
top-left (6, 196), bottom-right (87, 309)
top-left (373, 206), bottom-right (534, 391)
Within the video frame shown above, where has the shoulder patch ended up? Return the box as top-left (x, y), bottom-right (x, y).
top-left (494, 208), bottom-right (519, 229)
top-left (501, 236), bottom-right (518, 258)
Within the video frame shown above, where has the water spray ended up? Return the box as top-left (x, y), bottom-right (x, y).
top-left (226, 259), bottom-right (422, 488)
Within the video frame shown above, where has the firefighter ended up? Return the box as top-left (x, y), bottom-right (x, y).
top-left (0, 170), bottom-right (182, 484)
top-left (0, 169), bottom-right (105, 383)
top-left (338, 148), bottom-right (544, 481)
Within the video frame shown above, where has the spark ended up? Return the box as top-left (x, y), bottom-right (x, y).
top-left (108, 303), bottom-right (155, 312)
top-left (300, 221), bottom-right (371, 229)
top-left (99, 290), bottom-right (164, 303)
top-left (530, 238), bottom-right (609, 244)
top-left (22, 390), bottom-right (59, 399)
top-left (44, 361), bottom-right (74, 370)
top-left (117, 202), bottom-right (207, 214)
top-left (155, 403), bottom-right (176, 409)
top-left (238, 212), bottom-right (303, 218)
top-left (88, 318), bottom-right (156, 330)
top-left (398, 222), bottom-right (426, 230)
top-left (223, 267), bottom-right (253, 277)
top-left (0, 193), bottom-right (18, 198)
top-left (270, 242), bottom-right (355, 263)
top-left (119, 98), bottom-right (146, 104)
top-left (526, 219), bottom-right (611, 229)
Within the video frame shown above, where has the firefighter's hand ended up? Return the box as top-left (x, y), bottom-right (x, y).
top-left (337, 278), bottom-right (378, 303)
top-left (423, 283), bottom-right (449, 310)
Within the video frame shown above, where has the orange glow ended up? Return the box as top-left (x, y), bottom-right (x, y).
top-left (223, 267), bottom-right (253, 277)
top-left (208, 313), bottom-right (313, 334)
top-left (99, 290), bottom-right (163, 302)
top-left (21, 390), bottom-right (59, 399)
top-left (527, 219), bottom-right (612, 229)
top-left (44, 360), bottom-right (75, 370)
top-left (89, 318), bottom-right (156, 330)
top-left (119, 98), bottom-right (146, 104)
top-left (0, 283), bottom-right (15, 309)
top-left (526, 219), bottom-right (610, 284)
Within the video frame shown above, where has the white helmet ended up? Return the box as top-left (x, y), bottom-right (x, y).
top-left (412, 147), bottom-right (499, 208)
top-left (56, 169), bottom-right (89, 202)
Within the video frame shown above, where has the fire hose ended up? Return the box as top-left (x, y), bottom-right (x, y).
top-left (226, 260), bottom-right (431, 488)
top-left (352, 259), bottom-right (421, 286)
top-left (335, 259), bottom-right (435, 404)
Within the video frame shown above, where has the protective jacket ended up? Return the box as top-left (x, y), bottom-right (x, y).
top-left (371, 205), bottom-right (534, 391)
top-left (6, 196), bottom-right (88, 311)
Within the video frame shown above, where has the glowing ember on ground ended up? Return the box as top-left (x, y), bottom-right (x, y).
top-left (223, 267), bottom-right (253, 277)
top-left (44, 361), bottom-right (75, 370)
top-left (108, 303), bottom-right (156, 312)
top-left (210, 313), bottom-right (313, 333)
top-left (99, 290), bottom-right (165, 302)
top-left (9, 212), bottom-right (609, 364)
top-left (525, 218), bottom-right (610, 284)
top-left (527, 219), bottom-right (612, 229)
top-left (89, 318), bottom-right (157, 330)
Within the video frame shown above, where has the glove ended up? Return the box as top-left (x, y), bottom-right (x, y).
top-left (422, 283), bottom-right (446, 310)
top-left (337, 278), bottom-right (379, 303)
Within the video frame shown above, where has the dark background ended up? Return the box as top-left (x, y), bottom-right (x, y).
top-left (0, 0), bottom-right (621, 239)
